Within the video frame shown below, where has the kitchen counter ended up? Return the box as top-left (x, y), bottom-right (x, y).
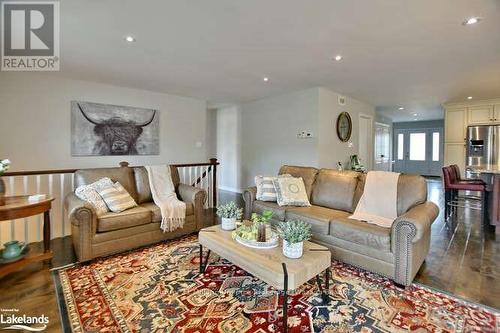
top-left (466, 166), bottom-right (500, 233)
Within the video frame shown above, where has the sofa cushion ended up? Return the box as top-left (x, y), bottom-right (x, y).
top-left (133, 167), bottom-right (153, 204)
top-left (97, 206), bottom-right (152, 232)
top-left (141, 202), bottom-right (194, 222)
top-left (329, 217), bottom-right (391, 252)
top-left (397, 174), bottom-right (427, 215)
top-left (311, 169), bottom-right (359, 212)
top-left (75, 167), bottom-right (138, 202)
top-left (253, 201), bottom-right (286, 221)
top-left (278, 165), bottom-right (318, 199)
top-left (286, 206), bottom-right (350, 235)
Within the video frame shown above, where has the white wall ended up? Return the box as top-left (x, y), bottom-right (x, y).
top-left (0, 73), bottom-right (209, 171)
top-left (238, 87), bottom-right (375, 188)
top-left (215, 105), bottom-right (242, 192)
top-left (240, 88), bottom-right (319, 187)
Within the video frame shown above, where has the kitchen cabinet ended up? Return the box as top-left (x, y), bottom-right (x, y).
top-left (468, 105), bottom-right (495, 124)
top-left (445, 107), bottom-right (466, 143)
top-left (444, 143), bottom-right (466, 174)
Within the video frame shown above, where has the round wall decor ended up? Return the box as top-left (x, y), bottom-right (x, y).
top-left (336, 112), bottom-right (352, 142)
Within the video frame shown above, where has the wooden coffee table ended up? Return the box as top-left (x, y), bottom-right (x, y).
top-left (198, 225), bottom-right (331, 332)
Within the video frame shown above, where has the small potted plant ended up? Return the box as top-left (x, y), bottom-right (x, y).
top-left (0, 159), bottom-right (10, 206)
top-left (216, 201), bottom-right (243, 231)
top-left (251, 210), bottom-right (273, 242)
top-left (277, 220), bottom-right (312, 259)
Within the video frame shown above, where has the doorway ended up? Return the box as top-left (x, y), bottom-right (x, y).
top-left (358, 114), bottom-right (374, 170)
top-left (374, 122), bottom-right (391, 171)
top-left (393, 128), bottom-right (443, 176)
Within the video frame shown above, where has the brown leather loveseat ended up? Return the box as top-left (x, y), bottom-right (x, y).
top-left (64, 164), bottom-right (206, 262)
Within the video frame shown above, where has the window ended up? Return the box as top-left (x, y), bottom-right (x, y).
top-left (397, 133), bottom-right (404, 160)
top-left (409, 133), bottom-right (426, 161)
top-left (432, 132), bottom-right (440, 161)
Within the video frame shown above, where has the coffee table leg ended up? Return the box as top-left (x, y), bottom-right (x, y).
top-left (315, 270), bottom-right (330, 304)
top-left (43, 210), bottom-right (51, 253)
top-left (199, 244), bottom-right (211, 274)
top-left (282, 263), bottom-right (288, 333)
top-left (199, 244), bottom-right (203, 273)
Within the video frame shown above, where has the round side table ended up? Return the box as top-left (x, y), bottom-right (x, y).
top-left (0, 195), bottom-right (54, 277)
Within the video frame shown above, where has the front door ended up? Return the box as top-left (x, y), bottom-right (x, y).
top-left (394, 128), bottom-right (443, 176)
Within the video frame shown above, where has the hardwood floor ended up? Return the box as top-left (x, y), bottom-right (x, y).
top-left (0, 184), bottom-right (498, 332)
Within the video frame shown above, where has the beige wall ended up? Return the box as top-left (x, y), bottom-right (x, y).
top-left (0, 73), bottom-right (209, 171)
top-left (239, 87), bottom-right (375, 188)
top-left (318, 87), bottom-right (376, 168)
top-left (240, 88), bottom-right (320, 188)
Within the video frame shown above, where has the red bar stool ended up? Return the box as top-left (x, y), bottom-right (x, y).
top-left (442, 166), bottom-right (487, 223)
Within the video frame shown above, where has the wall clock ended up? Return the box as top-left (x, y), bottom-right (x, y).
top-left (336, 112), bottom-right (352, 142)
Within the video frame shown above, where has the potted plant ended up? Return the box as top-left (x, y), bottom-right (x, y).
top-left (0, 159), bottom-right (10, 206)
top-left (216, 201), bottom-right (243, 231)
top-left (277, 220), bottom-right (312, 259)
top-left (251, 210), bottom-right (273, 242)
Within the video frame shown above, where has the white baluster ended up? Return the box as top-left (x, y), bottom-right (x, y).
top-left (36, 175), bottom-right (41, 241)
top-left (60, 174), bottom-right (65, 236)
top-left (23, 176), bottom-right (29, 243)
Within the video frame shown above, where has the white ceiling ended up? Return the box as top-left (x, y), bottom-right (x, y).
top-left (54, 0), bottom-right (500, 121)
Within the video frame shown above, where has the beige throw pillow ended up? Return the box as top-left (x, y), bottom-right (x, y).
top-left (255, 174), bottom-right (291, 202)
top-left (272, 177), bottom-right (311, 207)
top-left (98, 182), bottom-right (138, 213)
top-left (75, 177), bottom-right (114, 216)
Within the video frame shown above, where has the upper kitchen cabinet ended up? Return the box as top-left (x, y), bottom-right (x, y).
top-left (445, 107), bottom-right (466, 142)
top-left (467, 105), bottom-right (495, 124)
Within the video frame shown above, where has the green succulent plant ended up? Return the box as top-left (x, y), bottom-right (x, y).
top-left (277, 220), bottom-right (312, 244)
top-left (216, 201), bottom-right (243, 219)
top-left (251, 210), bottom-right (273, 225)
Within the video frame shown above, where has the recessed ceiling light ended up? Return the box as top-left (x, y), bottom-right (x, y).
top-left (334, 55), bottom-right (343, 61)
top-left (125, 36), bottom-right (135, 42)
top-left (467, 96), bottom-right (473, 100)
top-left (263, 77), bottom-right (269, 82)
top-left (398, 107), bottom-right (405, 110)
top-left (463, 17), bottom-right (481, 25)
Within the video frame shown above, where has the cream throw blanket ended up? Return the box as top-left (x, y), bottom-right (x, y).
top-left (145, 165), bottom-right (186, 232)
top-left (349, 171), bottom-right (400, 228)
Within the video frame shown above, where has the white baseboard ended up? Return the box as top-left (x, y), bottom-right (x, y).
top-left (218, 185), bottom-right (243, 193)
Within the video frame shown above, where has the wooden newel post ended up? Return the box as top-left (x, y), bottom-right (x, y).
top-left (210, 158), bottom-right (218, 207)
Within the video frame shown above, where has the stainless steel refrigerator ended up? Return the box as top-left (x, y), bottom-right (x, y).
top-left (466, 125), bottom-right (500, 170)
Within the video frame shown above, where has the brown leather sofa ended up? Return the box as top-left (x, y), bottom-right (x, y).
top-left (243, 165), bottom-right (439, 286)
top-left (64, 164), bottom-right (206, 262)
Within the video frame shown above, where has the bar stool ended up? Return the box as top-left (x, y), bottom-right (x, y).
top-left (442, 166), bottom-right (487, 224)
top-left (450, 164), bottom-right (485, 201)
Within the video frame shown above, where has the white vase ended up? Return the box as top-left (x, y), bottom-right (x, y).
top-left (221, 217), bottom-right (237, 231)
top-left (282, 240), bottom-right (303, 259)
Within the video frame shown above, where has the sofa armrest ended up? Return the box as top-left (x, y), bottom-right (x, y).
top-left (392, 202), bottom-right (439, 243)
top-left (391, 201), bottom-right (439, 285)
top-left (64, 192), bottom-right (97, 262)
top-left (178, 184), bottom-right (206, 229)
top-left (64, 192), bottom-right (96, 228)
top-left (242, 186), bottom-right (257, 219)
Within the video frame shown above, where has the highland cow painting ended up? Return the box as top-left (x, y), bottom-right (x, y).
top-left (71, 101), bottom-right (159, 156)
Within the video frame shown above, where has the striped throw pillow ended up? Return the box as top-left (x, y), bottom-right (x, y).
top-left (255, 174), bottom-right (291, 202)
top-left (97, 182), bottom-right (138, 213)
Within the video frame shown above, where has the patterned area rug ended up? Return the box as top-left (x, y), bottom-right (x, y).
top-left (53, 235), bottom-right (499, 332)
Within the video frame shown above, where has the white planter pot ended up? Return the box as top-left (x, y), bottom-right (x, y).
top-left (282, 240), bottom-right (303, 259)
top-left (221, 217), bottom-right (237, 231)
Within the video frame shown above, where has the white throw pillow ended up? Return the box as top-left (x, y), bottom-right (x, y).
top-left (255, 174), bottom-right (291, 202)
top-left (272, 177), bottom-right (311, 207)
top-left (97, 182), bottom-right (138, 213)
top-left (75, 177), bottom-right (113, 216)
